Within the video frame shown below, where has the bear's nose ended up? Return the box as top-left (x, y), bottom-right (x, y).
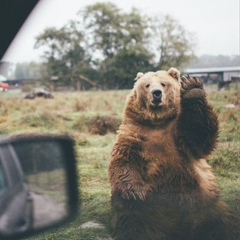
top-left (152, 90), bottom-right (162, 99)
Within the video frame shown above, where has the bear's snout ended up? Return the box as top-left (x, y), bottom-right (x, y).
top-left (152, 89), bottom-right (162, 104)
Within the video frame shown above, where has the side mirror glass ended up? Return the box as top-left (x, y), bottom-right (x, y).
top-left (0, 134), bottom-right (79, 239)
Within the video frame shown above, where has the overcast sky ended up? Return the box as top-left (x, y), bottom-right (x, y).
top-left (3, 0), bottom-right (240, 63)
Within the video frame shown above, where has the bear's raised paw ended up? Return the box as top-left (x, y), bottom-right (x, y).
top-left (181, 75), bottom-right (205, 99)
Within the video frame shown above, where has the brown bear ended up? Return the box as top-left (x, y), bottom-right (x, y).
top-left (108, 68), bottom-right (240, 240)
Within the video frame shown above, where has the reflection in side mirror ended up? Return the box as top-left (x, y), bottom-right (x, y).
top-left (0, 134), bottom-right (79, 239)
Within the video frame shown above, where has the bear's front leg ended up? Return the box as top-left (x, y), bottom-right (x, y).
top-left (108, 146), bottom-right (151, 200)
top-left (109, 154), bottom-right (152, 201)
top-left (177, 76), bottom-right (219, 159)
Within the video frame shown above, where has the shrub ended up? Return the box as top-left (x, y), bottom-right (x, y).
top-left (88, 116), bottom-right (121, 135)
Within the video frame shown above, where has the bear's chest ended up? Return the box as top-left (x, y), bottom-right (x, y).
top-left (140, 128), bottom-right (178, 160)
top-left (139, 128), bottom-right (186, 179)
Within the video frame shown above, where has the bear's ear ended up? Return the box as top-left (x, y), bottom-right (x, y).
top-left (167, 68), bottom-right (181, 81)
top-left (134, 72), bottom-right (144, 81)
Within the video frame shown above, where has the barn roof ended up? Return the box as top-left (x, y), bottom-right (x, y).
top-left (185, 66), bottom-right (240, 74)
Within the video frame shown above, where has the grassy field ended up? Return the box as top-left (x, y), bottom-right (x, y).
top-left (0, 88), bottom-right (239, 240)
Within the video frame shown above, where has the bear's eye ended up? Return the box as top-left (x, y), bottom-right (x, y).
top-left (161, 83), bottom-right (166, 87)
top-left (146, 84), bottom-right (150, 88)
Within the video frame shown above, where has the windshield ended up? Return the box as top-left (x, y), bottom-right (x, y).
top-left (0, 1), bottom-right (239, 240)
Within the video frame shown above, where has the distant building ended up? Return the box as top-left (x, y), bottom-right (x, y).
top-left (185, 66), bottom-right (240, 90)
top-left (185, 66), bottom-right (240, 82)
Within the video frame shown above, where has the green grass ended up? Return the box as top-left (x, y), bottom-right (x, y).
top-left (0, 89), bottom-right (239, 239)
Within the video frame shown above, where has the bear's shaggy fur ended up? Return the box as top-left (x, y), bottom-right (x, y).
top-left (108, 68), bottom-right (240, 240)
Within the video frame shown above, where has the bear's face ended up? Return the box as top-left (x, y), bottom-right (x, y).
top-left (125, 68), bottom-right (181, 124)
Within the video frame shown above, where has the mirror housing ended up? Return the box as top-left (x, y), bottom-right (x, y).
top-left (0, 134), bottom-right (80, 239)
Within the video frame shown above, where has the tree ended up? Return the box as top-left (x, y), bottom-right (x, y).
top-left (35, 23), bottom-right (93, 90)
top-left (149, 15), bottom-right (196, 70)
top-left (80, 4), bottom-right (149, 59)
top-left (80, 2), bottom-right (123, 60)
top-left (103, 46), bottom-right (154, 89)
top-left (79, 3), bottom-right (153, 88)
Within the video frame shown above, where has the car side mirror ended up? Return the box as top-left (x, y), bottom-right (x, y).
top-left (0, 134), bottom-right (79, 239)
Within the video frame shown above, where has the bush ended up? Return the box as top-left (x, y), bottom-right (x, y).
top-left (88, 116), bottom-right (121, 135)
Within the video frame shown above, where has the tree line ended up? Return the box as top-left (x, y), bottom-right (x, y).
top-left (0, 3), bottom-right (195, 89)
top-left (29, 2), bottom-right (196, 90)
top-left (188, 54), bottom-right (240, 68)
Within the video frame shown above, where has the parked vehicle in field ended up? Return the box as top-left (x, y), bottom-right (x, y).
top-left (24, 88), bottom-right (54, 99)
top-left (0, 82), bottom-right (9, 91)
